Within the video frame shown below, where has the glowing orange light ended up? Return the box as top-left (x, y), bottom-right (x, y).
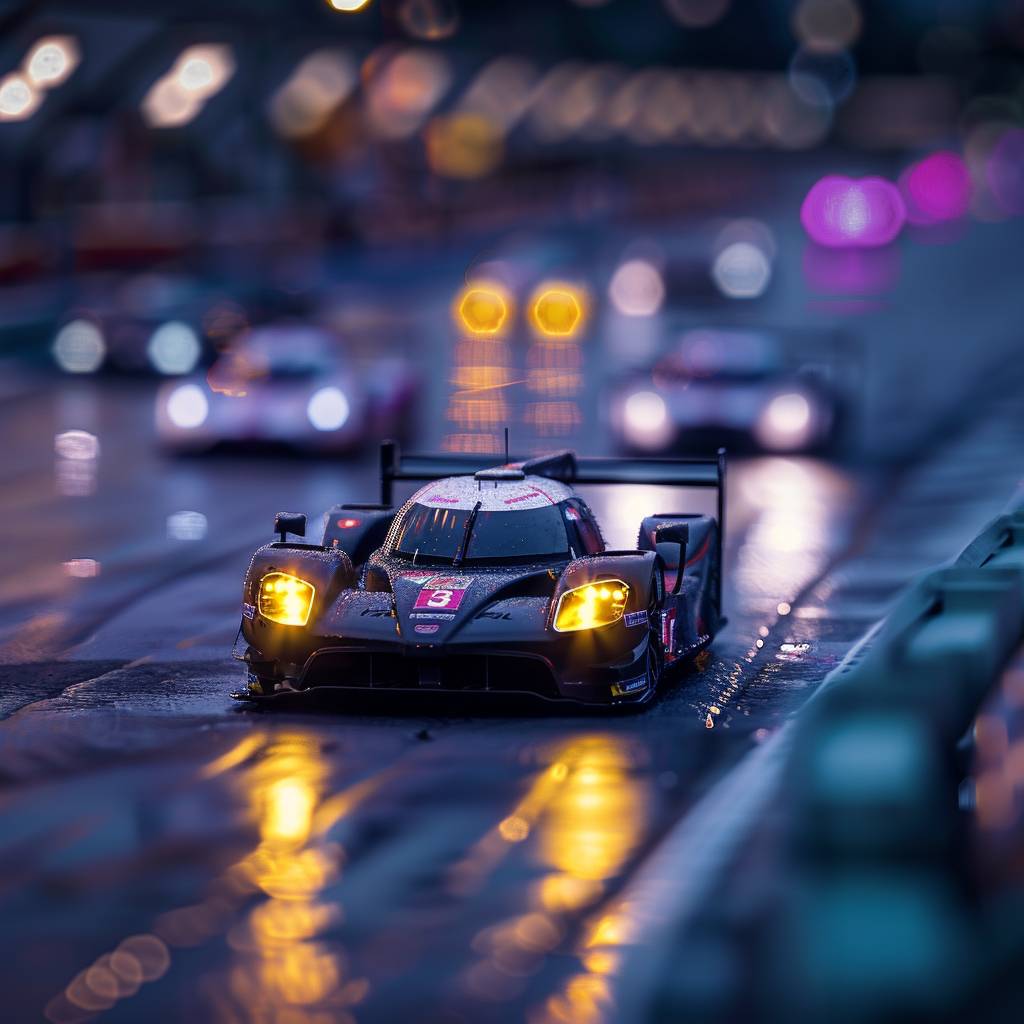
top-left (258, 572), bottom-right (315, 626)
top-left (455, 282), bottom-right (511, 336)
top-left (529, 283), bottom-right (587, 339)
top-left (337, 518), bottom-right (361, 529)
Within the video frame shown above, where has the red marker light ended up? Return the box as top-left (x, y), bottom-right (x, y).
top-left (337, 517), bottom-right (361, 529)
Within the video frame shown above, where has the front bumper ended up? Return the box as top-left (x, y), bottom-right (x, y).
top-left (234, 631), bottom-right (655, 707)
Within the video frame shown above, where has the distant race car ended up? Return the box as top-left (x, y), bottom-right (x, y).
top-left (232, 442), bottom-right (725, 707)
top-left (156, 325), bottom-right (415, 453)
top-left (611, 327), bottom-right (841, 454)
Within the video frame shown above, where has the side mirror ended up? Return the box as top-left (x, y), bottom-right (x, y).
top-left (274, 512), bottom-right (306, 543)
top-left (655, 522), bottom-right (689, 594)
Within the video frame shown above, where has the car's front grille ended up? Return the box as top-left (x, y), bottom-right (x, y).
top-left (303, 650), bottom-right (559, 699)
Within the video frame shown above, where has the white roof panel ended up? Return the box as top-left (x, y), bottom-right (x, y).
top-left (412, 474), bottom-right (572, 512)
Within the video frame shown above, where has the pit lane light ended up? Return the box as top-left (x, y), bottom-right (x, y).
top-left (258, 572), bottom-right (315, 626)
top-left (528, 283), bottom-right (586, 339)
top-left (553, 580), bottom-right (629, 633)
top-left (455, 281), bottom-right (511, 337)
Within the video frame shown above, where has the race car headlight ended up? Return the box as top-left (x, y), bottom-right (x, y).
top-left (258, 572), bottom-right (315, 626)
top-left (553, 580), bottom-right (629, 633)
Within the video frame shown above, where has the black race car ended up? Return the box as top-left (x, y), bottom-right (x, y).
top-left (232, 443), bottom-right (726, 707)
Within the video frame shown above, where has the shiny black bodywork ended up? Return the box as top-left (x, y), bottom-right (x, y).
top-left (233, 445), bottom-right (725, 707)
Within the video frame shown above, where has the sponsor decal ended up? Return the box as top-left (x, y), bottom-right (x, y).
top-left (662, 607), bottom-right (677, 657)
top-left (410, 612), bottom-right (455, 621)
top-left (360, 608), bottom-right (392, 618)
top-left (611, 675), bottom-right (648, 697)
top-left (564, 505), bottom-right (580, 521)
top-left (504, 490), bottom-right (544, 505)
top-left (414, 575), bottom-right (472, 612)
top-left (476, 610), bottom-right (512, 621)
top-left (242, 602), bottom-right (255, 620)
top-left (400, 572), bottom-right (435, 584)
top-left (414, 623), bottom-right (440, 635)
top-left (624, 610), bottom-right (648, 628)
top-left (424, 493), bottom-right (459, 504)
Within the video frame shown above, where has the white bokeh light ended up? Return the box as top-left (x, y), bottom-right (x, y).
top-left (25, 37), bottom-right (79, 88)
top-left (712, 241), bottom-right (772, 299)
top-left (167, 510), bottom-right (208, 541)
top-left (609, 259), bottom-right (666, 317)
top-left (53, 320), bottom-right (105, 373)
top-left (147, 321), bottom-right (201, 375)
top-left (0, 74), bottom-right (39, 119)
top-left (622, 390), bottom-right (673, 450)
top-left (755, 392), bottom-right (814, 451)
top-left (167, 384), bottom-right (209, 429)
top-left (307, 386), bottom-right (350, 431)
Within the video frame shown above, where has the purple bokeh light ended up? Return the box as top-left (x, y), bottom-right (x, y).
top-left (987, 128), bottom-right (1024, 217)
top-left (800, 174), bottom-right (906, 248)
top-left (899, 151), bottom-right (972, 225)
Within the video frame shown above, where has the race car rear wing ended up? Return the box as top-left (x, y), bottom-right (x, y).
top-left (379, 441), bottom-right (726, 610)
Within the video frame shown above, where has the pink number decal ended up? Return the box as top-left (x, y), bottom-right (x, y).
top-left (414, 585), bottom-right (468, 611)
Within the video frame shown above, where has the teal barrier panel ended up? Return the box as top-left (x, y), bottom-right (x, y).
top-left (769, 511), bottom-right (1024, 1023)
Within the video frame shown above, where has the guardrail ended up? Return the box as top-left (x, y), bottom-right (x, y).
top-left (768, 509), bottom-right (1024, 1022)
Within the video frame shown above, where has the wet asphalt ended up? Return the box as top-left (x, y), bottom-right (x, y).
top-left (2, 209), bottom-right (1024, 1023)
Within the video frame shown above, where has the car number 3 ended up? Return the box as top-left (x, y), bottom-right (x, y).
top-left (426, 589), bottom-right (453, 608)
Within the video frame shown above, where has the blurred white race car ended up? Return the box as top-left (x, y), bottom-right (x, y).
top-left (610, 328), bottom-right (842, 454)
top-left (156, 325), bottom-right (415, 454)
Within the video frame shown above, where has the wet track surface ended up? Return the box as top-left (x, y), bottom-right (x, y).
top-left (0, 392), bottom-right (1019, 1024)
top-left (3, 212), bottom-right (1024, 1022)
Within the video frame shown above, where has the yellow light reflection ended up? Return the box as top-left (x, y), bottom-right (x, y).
top-left (224, 732), bottom-right (373, 1018)
top-left (458, 736), bottom-right (650, 1020)
top-left (46, 732), bottom-right (386, 1023)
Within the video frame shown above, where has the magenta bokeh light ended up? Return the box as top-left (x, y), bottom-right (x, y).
top-left (987, 129), bottom-right (1024, 216)
top-left (800, 175), bottom-right (906, 248)
top-left (899, 151), bottom-right (972, 224)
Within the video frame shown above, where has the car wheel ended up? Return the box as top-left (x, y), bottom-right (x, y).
top-left (244, 648), bottom-right (281, 696)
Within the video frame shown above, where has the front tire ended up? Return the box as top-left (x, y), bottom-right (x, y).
top-left (643, 579), bottom-right (665, 693)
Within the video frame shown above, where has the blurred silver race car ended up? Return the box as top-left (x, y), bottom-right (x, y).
top-left (156, 325), bottom-right (415, 454)
top-left (610, 328), bottom-right (842, 454)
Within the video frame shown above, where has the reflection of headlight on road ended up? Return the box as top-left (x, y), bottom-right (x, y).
top-left (307, 386), bottom-right (350, 431)
top-left (755, 392), bottom-right (814, 451)
top-left (621, 390), bottom-right (673, 450)
top-left (167, 383), bottom-right (209, 429)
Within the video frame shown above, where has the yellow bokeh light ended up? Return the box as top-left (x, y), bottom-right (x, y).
top-left (425, 111), bottom-right (504, 179)
top-left (455, 281), bottom-right (511, 336)
top-left (529, 283), bottom-right (587, 339)
top-left (327, 0), bottom-right (373, 11)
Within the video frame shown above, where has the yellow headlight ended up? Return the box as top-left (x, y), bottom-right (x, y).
top-left (553, 580), bottom-right (629, 633)
top-left (258, 572), bottom-right (315, 626)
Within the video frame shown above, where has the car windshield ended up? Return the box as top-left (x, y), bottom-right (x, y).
top-left (393, 502), bottom-right (571, 565)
